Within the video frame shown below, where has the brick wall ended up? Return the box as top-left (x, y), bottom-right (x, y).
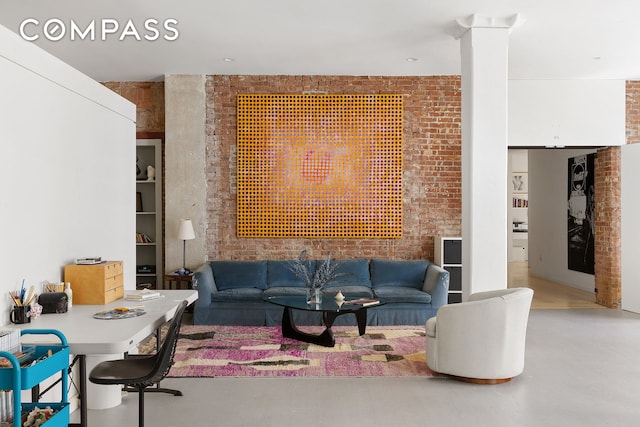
top-left (627, 81), bottom-right (640, 145)
top-left (591, 80), bottom-right (640, 308)
top-left (590, 81), bottom-right (640, 308)
top-left (102, 77), bottom-right (637, 305)
top-left (205, 75), bottom-right (462, 261)
top-left (594, 147), bottom-right (622, 307)
top-left (102, 81), bottom-right (165, 133)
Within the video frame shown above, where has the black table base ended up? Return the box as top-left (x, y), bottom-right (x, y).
top-left (281, 306), bottom-right (367, 347)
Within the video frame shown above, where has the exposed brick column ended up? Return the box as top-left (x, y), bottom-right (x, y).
top-left (627, 81), bottom-right (640, 144)
top-left (592, 81), bottom-right (640, 308)
top-left (594, 146), bottom-right (621, 307)
top-left (205, 76), bottom-right (222, 258)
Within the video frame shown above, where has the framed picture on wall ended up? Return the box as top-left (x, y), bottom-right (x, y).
top-left (511, 173), bottom-right (528, 193)
top-left (567, 154), bottom-right (595, 275)
top-left (235, 93), bottom-right (403, 238)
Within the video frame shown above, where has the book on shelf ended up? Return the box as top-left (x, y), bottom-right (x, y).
top-left (76, 257), bottom-right (105, 265)
top-left (136, 233), bottom-right (153, 243)
top-left (125, 289), bottom-right (162, 301)
top-left (344, 298), bottom-right (380, 307)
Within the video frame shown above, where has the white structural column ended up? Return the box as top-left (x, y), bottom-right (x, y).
top-left (456, 14), bottom-right (522, 299)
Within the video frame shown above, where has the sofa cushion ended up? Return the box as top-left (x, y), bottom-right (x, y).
top-left (264, 286), bottom-right (374, 299)
top-left (263, 287), bottom-right (309, 297)
top-left (370, 259), bottom-right (428, 290)
top-left (211, 260), bottom-right (268, 290)
top-left (373, 286), bottom-right (432, 304)
top-left (323, 258), bottom-right (371, 289)
top-left (210, 287), bottom-right (264, 302)
top-left (267, 260), bottom-right (316, 288)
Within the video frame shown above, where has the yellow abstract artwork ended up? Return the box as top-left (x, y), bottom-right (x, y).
top-left (236, 94), bottom-right (403, 238)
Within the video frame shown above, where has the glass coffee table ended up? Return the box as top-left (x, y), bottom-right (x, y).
top-left (264, 295), bottom-right (383, 347)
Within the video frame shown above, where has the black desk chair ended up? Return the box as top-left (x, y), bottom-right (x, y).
top-left (89, 300), bottom-right (188, 427)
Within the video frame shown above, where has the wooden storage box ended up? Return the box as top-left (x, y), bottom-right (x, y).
top-left (63, 261), bottom-right (124, 304)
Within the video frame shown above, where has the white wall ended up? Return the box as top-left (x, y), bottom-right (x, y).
top-left (509, 80), bottom-right (625, 147)
top-left (621, 144), bottom-right (640, 314)
top-left (0, 25), bottom-right (136, 322)
top-left (528, 148), bottom-right (596, 292)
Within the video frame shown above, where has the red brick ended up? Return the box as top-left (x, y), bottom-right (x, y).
top-left (206, 75), bottom-right (462, 261)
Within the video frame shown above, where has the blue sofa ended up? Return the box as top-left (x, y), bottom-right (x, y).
top-left (193, 258), bottom-right (450, 326)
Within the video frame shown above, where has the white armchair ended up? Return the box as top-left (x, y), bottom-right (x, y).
top-left (425, 287), bottom-right (534, 383)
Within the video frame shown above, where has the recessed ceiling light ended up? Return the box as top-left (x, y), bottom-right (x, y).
top-left (406, 58), bottom-right (418, 62)
top-left (223, 58), bottom-right (235, 62)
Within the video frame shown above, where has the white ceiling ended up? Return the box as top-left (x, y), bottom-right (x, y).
top-left (1, 0), bottom-right (639, 82)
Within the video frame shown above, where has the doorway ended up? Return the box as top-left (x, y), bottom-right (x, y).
top-left (507, 148), bottom-right (600, 308)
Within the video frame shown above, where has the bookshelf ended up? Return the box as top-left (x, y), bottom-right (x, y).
top-left (136, 139), bottom-right (163, 289)
top-left (434, 236), bottom-right (462, 304)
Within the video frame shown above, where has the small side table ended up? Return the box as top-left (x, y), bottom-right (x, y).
top-left (163, 272), bottom-right (195, 290)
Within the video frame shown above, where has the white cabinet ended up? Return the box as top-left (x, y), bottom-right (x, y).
top-left (136, 139), bottom-right (163, 288)
top-left (434, 236), bottom-right (462, 304)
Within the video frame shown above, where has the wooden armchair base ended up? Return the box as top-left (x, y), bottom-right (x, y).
top-left (440, 372), bottom-right (513, 385)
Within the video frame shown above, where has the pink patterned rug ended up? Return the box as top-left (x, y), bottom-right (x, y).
top-left (168, 325), bottom-right (436, 378)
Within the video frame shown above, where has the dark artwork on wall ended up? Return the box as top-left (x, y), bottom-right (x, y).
top-left (567, 153), bottom-right (595, 274)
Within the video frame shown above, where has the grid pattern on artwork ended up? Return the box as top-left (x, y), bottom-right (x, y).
top-left (236, 94), bottom-right (403, 238)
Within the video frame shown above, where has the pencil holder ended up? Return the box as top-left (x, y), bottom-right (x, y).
top-left (10, 305), bottom-right (30, 324)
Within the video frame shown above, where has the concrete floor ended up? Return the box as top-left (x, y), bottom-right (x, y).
top-left (72, 308), bottom-right (640, 427)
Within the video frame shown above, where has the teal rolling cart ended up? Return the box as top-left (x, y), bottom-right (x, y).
top-left (0, 329), bottom-right (70, 427)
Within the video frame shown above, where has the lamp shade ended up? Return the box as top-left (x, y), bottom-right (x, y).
top-left (178, 219), bottom-right (196, 241)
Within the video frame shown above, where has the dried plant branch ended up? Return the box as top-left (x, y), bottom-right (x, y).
top-left (286, 250), bottom-right (344, 289)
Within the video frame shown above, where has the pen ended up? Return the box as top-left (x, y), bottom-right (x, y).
top-left (20, 278), bottom-right (25, 303)
top-left (24, 285), bottom-right (35, 306)
top-left (8, 291), bottom-right (20, 306)
top-left (30, 350), bottom-right (53, 367)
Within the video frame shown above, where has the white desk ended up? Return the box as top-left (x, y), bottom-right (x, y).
top-left (6, 290), bottom-right (197, 427)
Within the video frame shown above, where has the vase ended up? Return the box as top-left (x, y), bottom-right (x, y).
top-left (307, 288), bottom-right (323, 305)
top-left (147, 165), bottom-right (156, 181)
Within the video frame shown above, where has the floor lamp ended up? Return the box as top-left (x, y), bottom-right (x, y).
top-left (178, 219), bottom-right (195, 274)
